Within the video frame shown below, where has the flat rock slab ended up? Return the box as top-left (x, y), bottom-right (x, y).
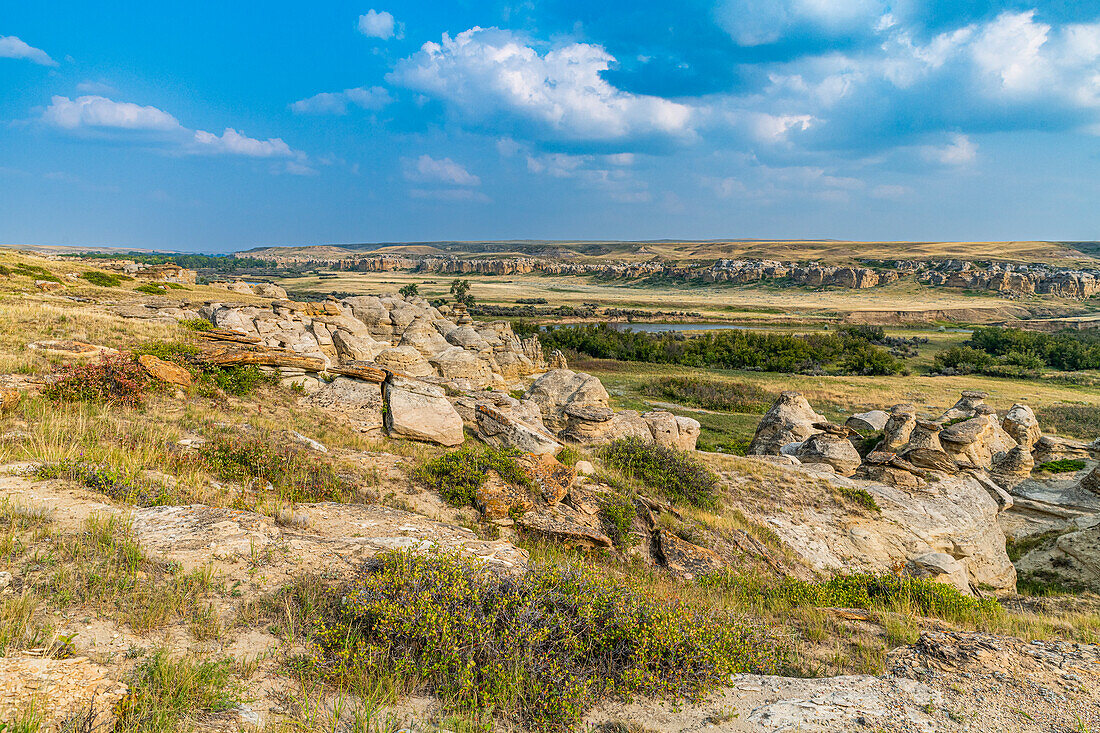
top-left (586, 673), bottom-right (940, 732)
top-left (131, 502), bottom-right (528, 577)
top-left (0, 656), bottom-right (127, 729)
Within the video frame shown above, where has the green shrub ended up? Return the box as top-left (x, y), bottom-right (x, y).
top-left (309, 551), bottom-right (776, 731)
top-left (700, 571), bottom-right (999, 623)
top-left (135, 283), bottom-right (166, 295)
top-left (1035, 458), bottom-right (1087, 473)
top-left (116, 649), bottom-right (239, 732)
top-left (414, 444), bottom-right (532, 507)
top-left (34, 461), bottom-right (172, 506)
top-left (642, 377), bottom-right (772, 413)
top-left (602, 437), bottom-right (719, 509)
top-left (78, 270), bottom-right (130, 287)
top-left (0, 264), bottom-right (11, 277)
top-left (131, 340), bottom-right (273, 397)
top-left (556, 446), bottom-right (581, 466)
top-left (539, 324), bottom-right (905, 376)
top-left (179, 317), bottom-right (214, 332)
top-left (598, 493), bottom-right (637, 550)
top-left (11, 263), bottom-right (61, 283)
top-left (41, 353), bottom-right (148, 408)
top-left (835, 486), bottom-right (880, 511)
top-left (399, 283), bottom-right (420, 297)
top-left (199, 434), bottom-right (354, 504)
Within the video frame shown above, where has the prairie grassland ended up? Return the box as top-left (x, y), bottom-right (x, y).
top-left (274, 269), bottom-right (1062, 322)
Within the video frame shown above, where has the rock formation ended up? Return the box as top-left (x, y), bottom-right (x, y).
top-left (749, 392), bottom-right (826, 455)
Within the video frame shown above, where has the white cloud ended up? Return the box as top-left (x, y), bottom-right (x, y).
top-left (42, 95), bottom-right (182, 132)
top-left (388, 27), bottom-right (695, 145)
top-left (921, 132), bottom-right (977, 166)
top-left (403, 154), bottom-right (480, 186)
top-left (714, 0), bottom-right (886, 46)
top-left (358, 9), bottom-right (401, 40)
top-left (525, 151), bottom-right (650, 202)
top-left (290, 86), bottom-right (391, 115)
top-left (42, 95), bottom-right (305, 163)
top-left (0, 35), bottom-right (57, 66)
top-left (190, 128), bottom-right (295, 158)
top-left (76, 80), bottom-right (118, 95)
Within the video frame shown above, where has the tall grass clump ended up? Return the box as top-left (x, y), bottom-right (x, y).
top-left (602, 437), bottom-right (719, 509)
top-left (115, 649), bottom-right (240, 732)
top-left (642, 377), bottom-right (773, 413)
top-left (199, 434), bottom-right (355, 504)
top-left (309, 551), bottom-right (777, 731)
top-left (700, 571), bottom-right (1000, 624)
top-left (413, 444), bottom-right (532, 507)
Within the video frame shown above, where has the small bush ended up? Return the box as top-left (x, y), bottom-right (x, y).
top-left (199, 434), bottom-right (355, 504)
top-left (642, 377), bottom-right (772, 413)
top-left (1035, 458), bottom-right (1087, 473)
top-left (398, 283), bottom-right (420, 297)
top-left (835, 485), bottom-right (880, 511)
top-left (135, 283), bottom-right (166, 295)
top-left (414, 444), bottom-right (532, 507)
top-left (132, 340), bottom-right (274, 396)
top-left (116, 649), bottom-right (239, 732)
top-left (602, 437), bottom-right (719, 509)
top-left (12, 263), bottom-right (61, 283)
top-left (0, 264), bottom-right (11, 277)
top-left (179, 317), bottom-right (213, 332)
top-left (700, 571), bottom-right (999, 623)
top-left (309, 551), bottom-right (776, 731)
top-left (556, 445), bottom-right (581, 466)
top-left (41, 353), bottom-right (148, 408)
top-left (598, 493), bottom-right (637, 550)
top-left (35, 460), bottom-right (172, 505)
top-left (78, 270), bottom-right (130, 287)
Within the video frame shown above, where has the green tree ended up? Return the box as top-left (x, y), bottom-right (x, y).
top-left (450, 278), bottom-right (474, 306)
top-left (399, 283), bottom-right (420, 298)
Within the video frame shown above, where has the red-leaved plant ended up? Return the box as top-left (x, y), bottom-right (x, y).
top-left (42, 353), bottom-right (148, 408)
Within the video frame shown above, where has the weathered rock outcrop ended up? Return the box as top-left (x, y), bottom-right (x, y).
top-left (795, 427), bottom-right (862, 476)
top-left (877, 405), bottom-right (916, 452)
top-left (307, 376), bottom-right (384, 434)
top-left (749, 392), bottom-right (826, 455)
top-left (383, 375), bottom-right (465, 446)
top-left (525, 370), bottom-right (701, 450)
top-left (1002, 403), bottom-right (1042, 448)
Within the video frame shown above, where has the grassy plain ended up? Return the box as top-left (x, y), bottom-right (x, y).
top-left (275, 269), bottom-right (1092, 324)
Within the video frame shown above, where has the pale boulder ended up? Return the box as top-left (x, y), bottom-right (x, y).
top-left (383, 375), bottom-right (465, 446)
top-left (749, 392), bottom-right (826, 455)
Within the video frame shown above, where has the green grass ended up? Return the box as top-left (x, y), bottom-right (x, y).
top-left (699, 571), bottom-right (1000, 623)
top-left (602, 437), bottom-right (719, 509)
top-left (115, 649), bottom-right (240, 732)
top-left (134, 283), bottom-right (166, 295)
top-left (640, 377), bottom-right (773, 413)
top-left (198, 433), bottom-right (356, 506)
top-left (78, 270), bottom-right (131, 287)
top-left (1035, 459), bottom-right (1087, 473)
top-left (598, 493), bottom-right (637, 550)
top-left (1036, 404), bottom-right (1100, 440)
top-left (413, 444), bottom-right (532, 507)
top-left (307, 551), bottom-right (778, 731)
top-left (132, 340), bottom-right (275, 396)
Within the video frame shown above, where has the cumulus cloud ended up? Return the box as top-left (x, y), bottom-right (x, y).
top-left (403, 154), bottom-right (480, 186)
top-left (42, 95), bottom-right (182, 132)
top-left (388, 27), bottom-right (695, 146)
top-left (41, 95), bottom-right (305, 165)
top-left (358, 9), bottom-right (401, 40)
top-left (921, 132), bottom-right (977, 166)
top-left (290, 86), bottom-right (391, 115)
top-left (0, 35), bottom-right (56, 66)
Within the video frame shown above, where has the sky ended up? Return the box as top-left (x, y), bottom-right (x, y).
top-left (2, 1), bottom-right (1100, 252)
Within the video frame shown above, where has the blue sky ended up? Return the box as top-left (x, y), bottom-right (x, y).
top-left (2, 1), bottom-right (1100, 252)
